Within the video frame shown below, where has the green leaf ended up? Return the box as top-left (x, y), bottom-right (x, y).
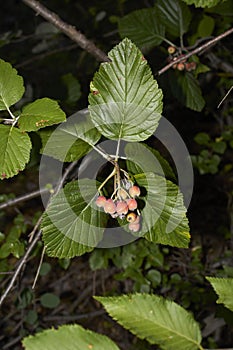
top-left (0, 125), bottom-right (31, 179)
top-left (206, 277), bottom-right (233, 312)
top-left (18, 98), bottom-right (66, 132)
top-left (194, 132), bottom-right (210, 145)
top-left (41, 180), bottom-right (108, 258)
top-left (95, 293), bottom-right (202, 350)
top-left (0, 59), bottom-right (24, 110)
top-left (197, 15), bottom-right (215, 37)
top-left (39, 112), bottom-right (101, 162)
top-left (155, 0), bottom-right (191, 37)
top-left (135, 172), bottom-right (190, 248)
top-left (125, 143), bottom-right (176, 182)
top-left (22, 324), bottom-right (120, 350)
top-left (62, 73), bottom-right (81, 105)
top-left (118, 8), bottom-right (165, 51)
top-left (169, 71), bottom-right (205, 111)
top-left (40, 293), bottom-right (60, 309)
top-left (88, 38), bottom-right (163, 142)
top-left (181, 0), bottom-right (223, 8)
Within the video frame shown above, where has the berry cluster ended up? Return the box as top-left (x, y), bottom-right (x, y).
top-left (167, 46), bottom-right (197, 72)
top-left (95, 185), bottom-right (141, 232)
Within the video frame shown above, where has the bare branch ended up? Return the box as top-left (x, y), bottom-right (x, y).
top-left (157, 27), bottom-right (233, 76)
top-left (21, 0), bottom-right (110, 62)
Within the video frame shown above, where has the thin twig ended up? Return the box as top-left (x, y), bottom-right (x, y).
top-left (157, 27), bottom-right (233, 76)
top-left (217, 86), bottom-right (233, 108)
top-left (0, 161), bottom-right (78, 307)
top-left (0, 187), bottom-right (51, 210)
top-left (21, 0), bottom-right (110, 62)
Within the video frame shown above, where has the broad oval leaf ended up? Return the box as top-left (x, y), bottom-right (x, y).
top-left (88, 38), bottom-right (163, 142)
top-left (206, 277), bottom-right (233, 312)
top-left (0, 59), bottom-right (25, 110)
top-left (95, 293), bottom-right (202, 350)
top-left (181, 0), bottom-right (222, 7)
top-left (118, 8), bottom-right (165, 51)
top-left (22, 324), bottom-right (120, 350)
top-left (155, 0), bottom-right (191, 37)
top-left (169, 71), bottom-right (205, 111)
top-left (41, 180), bottom-right (108, 258)
top-left (39, 111), bottom-right (101, 162)
top-left (135, 172), bottom-right (190, 248)
top-left (0, 125), bottom-right (31, 179)
top-left (18, 98), bottom-right (66, 131)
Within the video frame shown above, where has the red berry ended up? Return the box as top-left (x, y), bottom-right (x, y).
top-left (127, 198), bottom-right (137, 211)
top-left (128, 222), bottom-right (140, 232)
top-left (95, 196), bottom-right (107, 208)
top-left (177, 62), bottom-right (185, 71)
top-left (129, 186), bottom-right (140, 198)
top-left (104, 199), bottom-right (116, 214)
top-left (116, 201), bottom-right (128, 215)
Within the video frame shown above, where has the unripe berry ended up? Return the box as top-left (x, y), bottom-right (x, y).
top-left (126, 212), bottom-right (137, 223)
top-left (127, 198), bottom-right (138, 211)
top-left (168, 46), bottom-right (176, 54)
top-left (116, 201), bottom-right (128, 215)
top-left (117, 188), bottom-right (128, 200)
top-left (128, 222), bottom-right (140, 232)
top-left (104, 199), bottom-right (116, 214)
top-left (177, 62), bottom-right (185, 71)
top-left (95, 196), bottom-right (107, 208)
top-left (129, 185), bottom-right (140, 198)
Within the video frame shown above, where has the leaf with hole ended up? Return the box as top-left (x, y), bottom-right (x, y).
top-left (118, 8), bottom-right (165, 51)
top-left (0, 59), bottom-right (24, 110)
top-left (96, 293), bottom-right (202, 350)
top-left (0, 125), bottom-right (31, 179)
top-left (89, 38), bottom-right (163, 142)
top-left (18, 98), bottom-right (66, 132)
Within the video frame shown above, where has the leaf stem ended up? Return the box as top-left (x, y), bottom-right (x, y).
top-left (97, 166), bottom-right (117, 193)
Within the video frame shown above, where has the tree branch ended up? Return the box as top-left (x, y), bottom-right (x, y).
top-left (21, 0), bottom-right (110, 62)
top-left (157, 27), bottom-right (233, 76)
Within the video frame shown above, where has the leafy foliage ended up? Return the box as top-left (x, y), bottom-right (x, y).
top-left (206, 277), bottom-right (233, 312)
top-left (22, 324), bottom-right (120, 350)
top-left (181, 0), bottom-right (223, 8)
top-left (96, 293), bottom-right (202, 349)
top-left (88, 38), bottom-right (163, 141)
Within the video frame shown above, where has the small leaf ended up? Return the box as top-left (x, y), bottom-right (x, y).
top-left (194, 132), bottom-right (210, 145)
top-left (206, 277), bottom-right (233, 312)
top-left (89, 38), bottom-right (163, 142)
top-left (62, 73), bottom-right (81, 105)
top-left (181, 0), bottom-right (223, 8)
top-left (118, 8), bottom-right (165, 51)
top-left (95, 293), bottom-right (202, 350)
top-left (39, 112), bottom-right (101, 162)
top-left (197, 15), bottom-right (215, 37)
top-left (18, 98), bottom-right (66, 132)
top-left (22, 324), bottom-right (120, 350)
top-left (0, 125), bottom-right (31, 179)
top-left (169, 71), bottom-right (205, 111)
top-left (135, 172), bottom-right (190, 248)
top-left (155, 0), bottom-right (191, 37)
top-left (40, 293), bottom-right (60, 309)
top-left (0, 59), bottom-right (24, 110)
top-left (41, 180), bottom-right (108, 258)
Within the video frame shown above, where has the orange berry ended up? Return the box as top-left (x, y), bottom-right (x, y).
top-left (116, 201), bottom-right (128, 215)
top-left (104, 199), bottom-right (116, 214)
top-left (127, 198), bottom-right (137, 211)
top-left (128, 222), bottom-right (140, 232)
top-left (129, 186), bottom-right (140, 198)
top-left (126, 212), bottom-right (137, 223)
top-left (177, 62), bottom-right (185, 71)
top-left (95, 196), bottom-right (107, 208)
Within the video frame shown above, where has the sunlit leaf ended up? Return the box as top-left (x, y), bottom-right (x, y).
top-left (206, 277), bottom-right (233, 312)
top-left (118, 8), bottom-right (165, 51)
top-left (89, 38), bottom-right (163, 142)
top-left (18, 98), bottom-right (66, 131)
top-left (22, 324), bottom-right (120, 350)
top-left (0, 59), bottom-right (24, 110)
top-left (41, 180), bottom-right (108, 258)
top-left (0, 125), bottom-right (31, 179)
top-left (181, 0), bottom-right (223, 8)
top-left (96, 293), bottom-right (202, 350)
